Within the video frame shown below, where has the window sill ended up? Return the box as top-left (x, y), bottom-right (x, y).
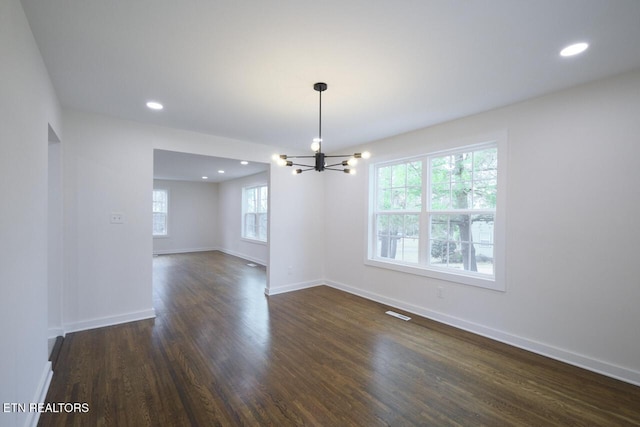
top-left (241, 237), bottom-right (267, 245)
top-left (153, 235), bottom-right (170, 239)
top-left (364, 258), bottom-right (504, 291)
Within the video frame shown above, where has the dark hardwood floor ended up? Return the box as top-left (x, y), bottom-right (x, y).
top-left (40, 251), bottom-right (640, 426)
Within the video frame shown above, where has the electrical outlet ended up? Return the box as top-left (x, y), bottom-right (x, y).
top-left (110, 212), bottom-right (124, 224)
top-left (437, 286), bottom-right (444, 299)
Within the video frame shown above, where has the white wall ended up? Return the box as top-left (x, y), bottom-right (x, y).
top-left (153, 179), bottom-right (219, 255)
top-left (323, 70), bottom-right (640, 385)
top-left (0, 0), bottom-right (62, 426)
top-left (62, 109), bottom-right (324, 330)
top-left (48, 137), bottom-right (64, 347)
top-left (267, 165), bottom-right (326, 294)
top-left (218, 171), bottom-right (269, 265)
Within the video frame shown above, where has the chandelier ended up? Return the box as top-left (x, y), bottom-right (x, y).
top-left (273, 82), bottom-right (370, 175)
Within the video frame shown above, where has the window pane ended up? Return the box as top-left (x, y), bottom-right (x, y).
top-left (391, 163), bottom-right (406, 187)
top-left (471, 214), bottom-right (494, 244)
top-left (473, 243), bottom-right (494, 275)
top-left (407, 161), bottom-right (422, 186)
top-left (258, 213), bottom-right (267, 241)
top-left (401, 214), bottom-right (420, 263)
top-left (400, 237), bottom-right (419, 263)
top-left (378, 162), bottom-right (421, 211)
top-left (376, 214), bottom-right (419, 263)
top-left (388, 214), bottom-right (404, 235)
top-left (471, 214), bottom-right (494, 273)
top-left (430, 240), bottom-right (457, 267)
top-left (152, 190), bottom-right (168, 236)
top-left (473, 148), bottom-right (498, 180)
top-left (448, 243), bottom-right (465, 270)
top-left (247, 188), bottom-right (257, 213)
top-left (391, 188), bottom-right (406, 210)
top-left (260, 186), bottom-right (268, 212)
top-left (153, 190), bottom-right (166, 204)
top-left (431, 156), bottom-right (451, 184)
top-left (406, 186), bottom-right (421, 210)
top-left (376, 215), bottom-right (391, 258)
top-left (430, 215), bottom-right (449, 240)
top-left (451, 214), bottom-right (470, 242)
top-left (153, 213), bottom-right (167, 235)
top-left (377, 214), bottom-right (403, 259)
top-left (451, 153), bottom-right (472, 183)
top-left (376, 215), bottom-right (389, 237)
top-left (431, 214), bottom-right (492, 272)
top-left (152, 190), bottom-right (167, 214)
top-left (431, 183), bottom-right (450, 210)
top-left (378, 189), bottom-right (392, 210)
top-left (245, 213), bottom-right (256, 239)
top-left (378, 166), bottom-right (391, 189)
top-left (451, 181), bottom-right (472, 209)
top-left (472, 179), bottom-right (497, 209)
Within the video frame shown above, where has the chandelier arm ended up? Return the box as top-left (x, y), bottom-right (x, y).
top-left (284, 155), bottom-right (316, 159)
top-left (324, 167), bottom-right (347, 171)
top-left (296, 167), bottom-right (316, 174)
top-left (322, 154), bottom-right (357, 158)
top-left (291, 162), bottom-right (314, 167)
top-left (325, 162), bottom-right (346, 168)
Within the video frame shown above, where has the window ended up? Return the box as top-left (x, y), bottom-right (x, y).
top-left (368, 136), bottom-right (505, 290)
top-left (243, 184), bottom-right (268, 242)
top-left (375, 160), bottom-right (422, 263)
top-left (152, 189), bottom-right (168, 236)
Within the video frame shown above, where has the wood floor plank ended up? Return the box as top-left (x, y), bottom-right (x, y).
top-left (39, 251), bottom-right (640, 426)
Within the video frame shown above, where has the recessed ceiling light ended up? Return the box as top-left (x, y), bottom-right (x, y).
top-left (218, 170), bottom-right (225, 174)
top-left (240, 161), bottom-right (249, 165)
top-left (146, 101), bottom-right (164, 110)
top-left (202, 176), bottom-right (208, 180)
top-left (560, 42), bottom-right (589, 57)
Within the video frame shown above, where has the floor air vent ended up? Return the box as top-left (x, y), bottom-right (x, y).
top-left (385, 310), bottom-right (411, 321)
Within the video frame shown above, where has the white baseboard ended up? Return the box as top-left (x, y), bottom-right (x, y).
top-left (48, 327), bottom-right (64, 339)
top-left (324, 279), bottom-right (640, 387)
top-left (265, 279), bottom-right (322, 296)
top-left (63, 308), bottom-right (156, 334)
top-left (47, 327), bottom-right (65, 356)
top-left (153, 246), bottom-right (219, 255)
top-left (25, 361), bottom-right (53, 427)
top-left (216, 248), bottom-right (266, 266)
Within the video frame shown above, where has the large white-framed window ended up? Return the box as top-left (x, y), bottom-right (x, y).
top-left (152, 188), bottom-right (169, 237)
top-left (242, 184), bottom-right (268, 242)
top-left (367, 134), bottom-right (506, 291)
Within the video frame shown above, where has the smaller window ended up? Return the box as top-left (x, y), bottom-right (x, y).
top-left (242, 185), bottom-right (268, 242)
top-left (153, 189), bottom-right (168, 236)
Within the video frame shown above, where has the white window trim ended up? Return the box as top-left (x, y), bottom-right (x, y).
top-left (241, 237), bottom-right (268, 246)
top-left (242, 184), bottom-right (268, 243)
top-left (152, 188), bottom-right (169, 238)
top-left (365, 131), bottom-right (507, 291)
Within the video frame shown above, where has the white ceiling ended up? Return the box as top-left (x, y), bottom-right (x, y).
top-left (22, 0), bottom-right (640, 153)
top-left (153, 150), bottom-right (268, 183)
